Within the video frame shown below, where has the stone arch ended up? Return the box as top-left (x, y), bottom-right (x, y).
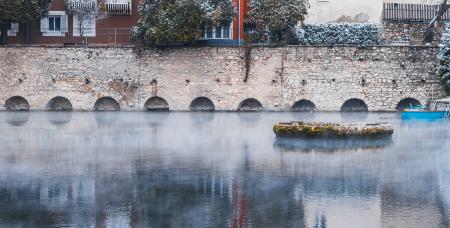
top-left (46, 96), bottom-right (73, 111)
top-left (238, 98), bottom-right (264, 112)
top-left (144, 97), bottom-right (169, 111)
top-left (341, 98), bottom-right (368, 112)
top-left (190, 97), bottom-right (215, 112)
top-left (396, 98), bottom-right (421, 111)
top-left (292, 99), bottom-right (317, 112)
top-left (4, 96), bottom-right (30, 111)
top-left (94, 97), bottom-right (120, 111)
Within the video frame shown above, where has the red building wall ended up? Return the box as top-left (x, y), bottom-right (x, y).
top-left (233, 0), bottom-right (249, 42)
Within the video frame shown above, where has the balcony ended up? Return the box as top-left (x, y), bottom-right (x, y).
top-left (106, 0), bottom-right (132, 15)
top-left (68, 0), bottom-right (96, 11)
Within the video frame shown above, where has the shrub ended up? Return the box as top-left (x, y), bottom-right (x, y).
top-left (132, 0), bottom-right (235, 48)
top-left (246, 0), bottom-right (308, 44)
top-left (294, 23), bottom-right (379, 46)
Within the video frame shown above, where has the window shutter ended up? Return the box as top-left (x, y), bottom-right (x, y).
top-left (61, 15), bottom-right (68, 33)
top-left (11, 23), bottom-right (19, 32)
top-left (7, 23), bottom-right (19, 36)
top-left (40, 17), bottom-right (48, 33)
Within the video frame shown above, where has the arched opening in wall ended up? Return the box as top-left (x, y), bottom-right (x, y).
top-left (238, 98), bottom-right (264, 112)
top-left (4, 96), bottom-right (30, 111)
top-left (292, 100), bottom-right (317, 112)
top-left (396, 98), bottom-right (421, 111)
top-left (190, 97), bottom-right (215, 112)
top-left (144, 97), bottom-right (169, 111)
top-left (46, 96), bottom-right (73, 111)
top-left (340, 98), bottom-right (368, 112)
top-left (94, 97), bottom-right (120, 111)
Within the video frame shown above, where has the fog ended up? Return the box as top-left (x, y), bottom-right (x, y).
top-left (0, 112), bottom-right (449, 227)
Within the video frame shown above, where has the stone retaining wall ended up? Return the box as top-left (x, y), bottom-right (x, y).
top-left (0, 46), bottom-right (446, 111)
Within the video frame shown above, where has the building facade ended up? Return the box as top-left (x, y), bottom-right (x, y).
top-left (1, 0), bottom-right (448, 46)
top-left (306, 0), bottom-right (442, 24)
top-left (6, 0), bottom-right (140, 46)
top-left (3, 0), bottom-right (249, 46)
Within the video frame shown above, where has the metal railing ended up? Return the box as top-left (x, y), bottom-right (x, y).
top-left (106, 0), bottom-right (132, 15)
top-left (3, 28), bottom-right (133, 46)
top-left (68, 0), bottom-right (97, 11)
top-left (383, 3), bottom-right (450, 22)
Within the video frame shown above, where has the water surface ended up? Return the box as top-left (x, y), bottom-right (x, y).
top-left (0, 112), bottom-right (449, 228)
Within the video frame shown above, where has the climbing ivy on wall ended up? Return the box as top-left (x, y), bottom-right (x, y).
top-left (294, 23), bottom-right (379, 46)
top-left (438, 22), bottom-right (450, 94)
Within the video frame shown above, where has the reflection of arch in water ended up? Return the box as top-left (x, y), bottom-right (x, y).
top-left (238, 112), bottom-right (262, 124)
top-left (5, 112), bottom-right (30, 126)
top-left (47, 111), bottom-right (73, 126)
top-left (190, 97), bottom-right (215, 112)
top-left (95, 112), bottom-right (119, 126)
top-left (46, 96), bottom-right (73, 111)
top-left (144, 97), bottom-right (169, 111)
top-left (291, 112), bottom-right (316, 121)
top-left (4, 96), bottom-right (30, 111)
top-left (274, 138), bottom-right (393, 153)
top-left (190, 112), bottom-right (215, 124)
top-left (292, 100), bottom-right (317, 112)
top-left (396, 98), bottom-right (421, 111)
top-left (94, 97), bottom-right (120, 111)
top-left (341, 98), bottom-right (368, 112)
top-left (238, 98), bottom-right (263, 112)
top-left (144, 112), bottom-right (170, 127)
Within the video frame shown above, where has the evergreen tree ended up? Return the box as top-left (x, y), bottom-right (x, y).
top-left (247, 0), bottom-right (308, 44)
top-left (0, 0), bottom-right (49, 45)
top-left (132, 0), bottom-right (235, 48)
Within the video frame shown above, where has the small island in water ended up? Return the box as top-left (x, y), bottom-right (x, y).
top-left (273, 122), bottom-right (394, 139)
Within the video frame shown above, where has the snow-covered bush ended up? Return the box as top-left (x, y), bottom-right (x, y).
top-left (438, 22), bottom-right (450, 94)
top-left (132, 0), bottom-right (235, 48)
top-left (247, 0), bottom-right (308, 44)
top-left (294, 23), bottom-right (379, 46)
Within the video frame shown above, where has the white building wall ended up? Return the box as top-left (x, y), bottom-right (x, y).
top-left (305, 0), bottom-right (443, 24)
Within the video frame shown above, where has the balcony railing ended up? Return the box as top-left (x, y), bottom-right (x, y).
top-left (383, 3), bottom-right (450, 22)
top-left (68, 0), bottom-right (96, 11)
top-left (106, 0), bottom-right (132, 15)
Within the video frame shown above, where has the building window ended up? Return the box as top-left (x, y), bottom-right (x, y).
top-left (48, 16), bottom-right (61, 31)
top-left (40, 11), bottom-right (68, 37)
top-left (204, 25), bottom-right (232, 39)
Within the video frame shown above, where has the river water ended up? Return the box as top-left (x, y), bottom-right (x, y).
top-left (0, 112), bottom-right (449, 228)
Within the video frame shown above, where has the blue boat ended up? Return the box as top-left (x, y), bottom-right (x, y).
top-left (402, 98), bottom-right (450, 120)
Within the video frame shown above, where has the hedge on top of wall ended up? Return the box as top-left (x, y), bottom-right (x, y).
top-left (294, 23), bottom-right (379, 46)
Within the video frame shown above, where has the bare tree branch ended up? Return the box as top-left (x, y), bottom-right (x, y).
top-left (425, 0), bottom-right (449, 43)
top-left (65, 0), bottom-right (108, 44)
top-left (428, 0), bottom-right (449, 29)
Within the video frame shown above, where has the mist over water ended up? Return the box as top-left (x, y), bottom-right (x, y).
top-left (0, 112), bottom-right (449, 228)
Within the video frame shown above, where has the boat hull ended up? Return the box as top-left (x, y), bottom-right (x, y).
top-left (402, 110), bottom-right (448, 119)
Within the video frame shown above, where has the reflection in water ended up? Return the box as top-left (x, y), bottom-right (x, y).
top-left (340, 112), bottom-right (369, 121)
top-left (238, 112), bottom-right (261, 124)
top-left (95, 112), bottom-right (119, 127)
top-left (274, 138), bottom-right (393, 153)
top-left (190, 112), bottom-right (215, 125)
top-left (291, 111), bottom-right (316, 121)
top-left (46, 111), bottom-right (73, 126)
top-left (4, 111), bottom-right (30, 126)
top-left (0, 112), bottom-right (449, 227)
